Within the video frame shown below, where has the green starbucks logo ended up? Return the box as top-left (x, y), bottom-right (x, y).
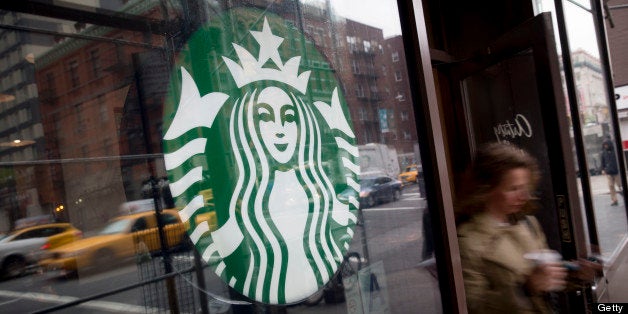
top-left (162, 10), bottom-right (359, 304)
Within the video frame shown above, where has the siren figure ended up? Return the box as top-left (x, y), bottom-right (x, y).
top-left (163, 16), bottom-right (358, 304)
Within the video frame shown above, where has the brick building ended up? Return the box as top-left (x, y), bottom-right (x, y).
top-left (24, 0), bottom-right (423, 232)
top-left (383, 35), bottom-right (420, 166)
top-left (34, 1), bottom-right (169, 230)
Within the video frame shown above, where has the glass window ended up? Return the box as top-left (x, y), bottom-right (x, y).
top-left (45, 72), bottom-right (55, 94)
top-left (14, 229), bottom-right (44, 240)
top-left (394, 70), bottom-right (402, 81)
top-left (534, 0), bottom-right (628, 260)
top-left (0, 1), bottom-right (440, 313)
top-left (89, 49), bottom-right (101, 78)
top-left (358, 107), bottom-right (368, 121)
top-left (68, 60), bottom-right (79, 88)
top-left (561, 0), bottom-right (627, 260)
top-left (131, 218), bottom-right (148, 232)
top-left (356, 84), bottom-right (365, 98)
top-left (351, 59), bottom-right (360, 74)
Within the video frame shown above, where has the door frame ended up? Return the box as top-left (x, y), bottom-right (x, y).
top-left (442, 12), bottom-right (596, 312)
top-left (397, 0), bottom-right (467, 312)
top-left (445, 12), bottom-right (587, 260)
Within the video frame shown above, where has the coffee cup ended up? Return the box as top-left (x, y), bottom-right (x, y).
top-left (523, 249), bottom-right (565, 291)
top-left (523, 249), bottom-right (562, 265)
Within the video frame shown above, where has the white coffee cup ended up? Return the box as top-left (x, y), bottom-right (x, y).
top-left (523, 249), bottom-right (565, 291)
top-left (523, 249), bottom-right (562, 265)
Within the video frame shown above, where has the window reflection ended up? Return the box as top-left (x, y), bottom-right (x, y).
top-left (0, 0), bottom-right (440, 313)
top-left (534, 0), bottom-right (628, 258)
top-left (562, 0), bottom-right (628, 259)
top-left (535, 0), bottom-right (628, 260)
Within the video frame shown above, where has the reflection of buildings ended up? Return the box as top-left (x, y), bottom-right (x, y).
top-left (254, 0), bottom-right (387, 144)
top-left (571, 49), bottom-right (610, 171)
top-left (266, 0), bottom-right (420, 166)
top-left (0, 12), bottom-right (78, 231)
top-left (572, 49), bottom-right (608, 124)
top-left (606, 1), bottom-right (628, 158)
top-left (36, 36), bottom-right (126, 231)
top-left (34, 2), bottom-right (168, 231)
top-left (338, 19), bottom-right (386, 145)
top-left (561, 49), bottom-right (610, 173)
top-left (383, 35), bottom-right (420, 167)
top-left (11, 0), bottom-right (422, 231)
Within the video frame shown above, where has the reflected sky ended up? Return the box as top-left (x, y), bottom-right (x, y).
top-left (324, 0), bottom-right (402, 37)
top-left (563, 0), bottom-right (599, 57)
top-left (535, 0), bottom-right (600, 57)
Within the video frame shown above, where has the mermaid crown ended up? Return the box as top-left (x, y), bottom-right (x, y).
top-left (223, 17), bottom-right (311, 94)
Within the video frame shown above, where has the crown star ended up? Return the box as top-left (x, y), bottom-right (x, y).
top-left (222, 17), bottom-right (311, 93)
top-left (251, 18), bottom-right (284, 68)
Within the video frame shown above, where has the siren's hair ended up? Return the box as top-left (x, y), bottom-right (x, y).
top-left (227, 88), bottom-right (340, 303)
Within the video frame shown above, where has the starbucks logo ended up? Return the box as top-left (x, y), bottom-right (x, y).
top-left (162, 9), bottom-right (359, 304)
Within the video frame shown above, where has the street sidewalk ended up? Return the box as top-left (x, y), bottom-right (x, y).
top-left (589, 174), bottom-right (613, 195)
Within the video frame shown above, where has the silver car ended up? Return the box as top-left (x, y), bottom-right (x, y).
top-left (0, 223), bottom-right (82, 279)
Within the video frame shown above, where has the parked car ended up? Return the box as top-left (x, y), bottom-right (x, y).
top-left (359, 176), bottom-right (402, 208)
top-left (0, 223), bottom-right (82, 278)
top-left (39, 209), bottom-right (189, 277)
top-left (398, 164), bottom-right (422, 185)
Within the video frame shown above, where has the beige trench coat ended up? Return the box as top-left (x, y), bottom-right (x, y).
top-left (457, 212), bottom-right (553, 314)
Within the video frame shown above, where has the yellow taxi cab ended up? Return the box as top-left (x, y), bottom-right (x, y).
top-left (398, 164), bottom-right (422, 185)
top-left (39, 209), bottom-right (188, 276)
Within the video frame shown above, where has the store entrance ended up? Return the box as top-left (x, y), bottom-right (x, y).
top-left (442, 12), bottom-right (598, 312)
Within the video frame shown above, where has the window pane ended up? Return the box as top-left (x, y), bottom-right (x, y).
top-left (534, 0), bottom-right (628, 260)
top-left (0, 1), bottom-right (440, 313)
top-left (562, 0), bottom-right (628, 260)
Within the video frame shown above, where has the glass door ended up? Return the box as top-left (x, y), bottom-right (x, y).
top-left (444, 12), bottom-right (594, 312)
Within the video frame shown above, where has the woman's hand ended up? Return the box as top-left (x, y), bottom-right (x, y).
top-left (574, 258), bottom-right (604, 282)
top-left (526, 262), bottom-right (568, 293)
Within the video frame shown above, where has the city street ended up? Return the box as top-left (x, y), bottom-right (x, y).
top-left (0, 263), bottom-right (152, 313)
top-left (4, 177), bottom-right (624, 313)
top-left (0, 252), bottom-right (232, 314)
top-left (0, 183), bottom-right (436, 314)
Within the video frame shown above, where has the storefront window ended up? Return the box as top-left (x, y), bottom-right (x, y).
top-left (0, 0), bottom-right (440, 312)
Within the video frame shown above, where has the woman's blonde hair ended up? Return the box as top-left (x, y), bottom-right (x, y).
top-left (456, 142), bottom-right (541, 223)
